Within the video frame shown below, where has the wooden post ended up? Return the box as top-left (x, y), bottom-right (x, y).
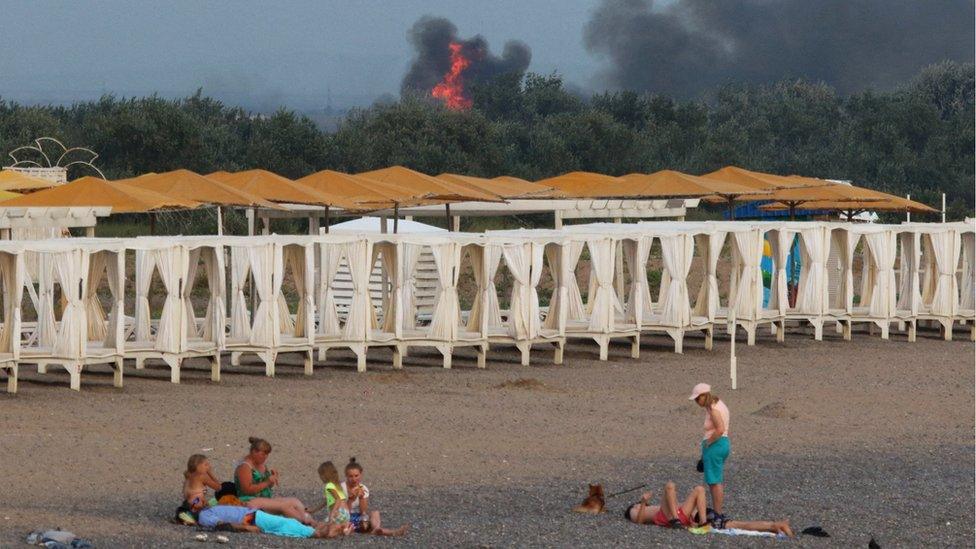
top-left (727, 197), bottom-right (736, 220)
top-left (941, 193), bottom-right (946, 223)
top-left (451, 215), bottom-right (460, 233)
top-left (613, 217), bottom-right (625, 299)
top-left (261, 216), bottom-right (270, 235)
top-left (85, 226), bottom-right (95, 237)
top-left (323, 205), bottom-right (330, 234)
top-left (380, 216), bottom-right (388, 234)
top-left (216, 206), bottom-right (224, 236)
top-left (150, 213), bottom-right (156, 236)
top-left (393, 203), bottom-right (399, 234)
top-left (445, 203), bottom-right (452, 231)
top-left (554, 210), bottom-right (563, 229)
top-left (906, 194), bottom-right (911, 223)
top-left (247, 208), bottom-right (256, 236)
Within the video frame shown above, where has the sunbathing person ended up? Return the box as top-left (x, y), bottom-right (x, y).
top-left (625, 482), bottom-right (794, 537)
top-left (197, 505), bottom-right (334, 539)
top-left (625, 482), bottom-right (707, 528)
top-left (234, 437), bottom-right (314, 524)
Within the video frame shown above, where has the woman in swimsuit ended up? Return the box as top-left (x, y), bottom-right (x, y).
top-left (625, 482), bottom-right (707, 528)
top-left (625, 482), bottom-right (794, 537)
top-left (234, 436), bottom-right (315, 525)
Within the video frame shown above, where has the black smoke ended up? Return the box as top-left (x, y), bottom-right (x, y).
top-left (400, 16), bottom-right (532, 96)
top-left (584, 0), bottom-right (975, 97)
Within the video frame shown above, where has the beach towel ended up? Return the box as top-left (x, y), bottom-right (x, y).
top-left (687, 524), bottom-right (785, 539)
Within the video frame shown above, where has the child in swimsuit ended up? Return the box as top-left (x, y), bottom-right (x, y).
top-left (183, 454), bottom-right (221, 512)
top-left (307, 461), bottom-right (353, 536)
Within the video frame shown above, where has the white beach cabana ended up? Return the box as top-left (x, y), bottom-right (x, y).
top-left (367, 233), bottom-right (490, 369)
top-left (0, 242), bottom-right (24, 392)
top-left (125, 236), bottom-right (225, 383)
top-left (570, 222), bottom-right (713, 354)
top-left (225, 235), bottom-right (315, 376)
top-left (19, 239), bottom-right (125, 390)
top-left (826, 223), bottom-right (898, 339)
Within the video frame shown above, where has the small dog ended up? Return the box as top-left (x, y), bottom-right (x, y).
top-left (572, 484), bottom-right (606, 514)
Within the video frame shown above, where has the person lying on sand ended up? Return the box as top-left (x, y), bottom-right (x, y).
top-left (624, 482), bottom-right (707, 528)
top-left (197, 505), bottom-right (335, 539)
top-left (341, 457), bottom-right (409, 536)
top-left (625, 482), bottom-right (794, 537)
top-left (234, 436), bottom-right (315, 525)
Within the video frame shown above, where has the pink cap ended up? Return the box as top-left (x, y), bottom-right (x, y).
top-left (688, 383), bottom-right (711, 400)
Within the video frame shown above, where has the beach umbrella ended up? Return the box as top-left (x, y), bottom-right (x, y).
top-left (118, 169), bottom-right (278, 234)
top-left (360, 166), bottom-right (503, 202)
top-left (438, 173), bottom-right (563, 199)
top-left (760, 196), bottom-right (938, 219)
top-left (534, 171), bottom-right (626, 198)
top-left (699, 166), bottom-right (827, 219)
top-left (358, 166), bottom-right (504, 231)
top-left (618, 170), bottom-right (767, 199)
top-left (757, 181), bottom-right (895, 219)
top-left (207, 169), bottom-right (360, 209)
top-left (119, 169), bottom-right (275, 208)
top-left (0, 176), bottom-right (200, 213)
top-left (297, 170), bottom-right (443, 233)
top-left (0, 190), bottom-right (21, 201)
top-left (0, 169), bottom-right (58, 192)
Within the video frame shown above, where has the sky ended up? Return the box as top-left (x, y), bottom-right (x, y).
top-left (1, 1), bottom-right (970, 112)
top-left (0, 0), bottom-right (603, 110)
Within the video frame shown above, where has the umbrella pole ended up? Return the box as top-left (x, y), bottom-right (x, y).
top-left (727, 197), bottom-right (736, 220)
top-left (323, 205), bottom-right (330, 234)
top-left (446, 203), bottom-right (452, 231)
top-left (150, 213), bottom-right (157, 236)
top-left (393, 203), bottom-right (399, 234)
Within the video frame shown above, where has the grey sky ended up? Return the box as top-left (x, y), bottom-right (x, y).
top-left (0, 0), bottom-right (602, 110)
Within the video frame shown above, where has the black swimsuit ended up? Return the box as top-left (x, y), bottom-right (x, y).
top-left (624, 503), bottom-right (638, 521)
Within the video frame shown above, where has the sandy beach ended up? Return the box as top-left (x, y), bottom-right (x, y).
top-left (1, 326), bottom-right (972, 547)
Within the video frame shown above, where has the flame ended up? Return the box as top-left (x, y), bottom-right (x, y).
top-left (431, 42), bottom-right (472, 110)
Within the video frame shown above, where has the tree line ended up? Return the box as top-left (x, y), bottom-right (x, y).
top-left (0, 61), bottom-right (971, 221)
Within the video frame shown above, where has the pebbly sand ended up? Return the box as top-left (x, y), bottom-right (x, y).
top-left (1, 327), bottom-right (973, 547)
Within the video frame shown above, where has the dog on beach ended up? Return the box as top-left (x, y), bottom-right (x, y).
top-left (572, 484), bottom-right (606, 514)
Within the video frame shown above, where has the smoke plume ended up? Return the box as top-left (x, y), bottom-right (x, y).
top-left (401, 16), bottom-right (531, 99)
top-left (584, 0), bottom-right (975, 97)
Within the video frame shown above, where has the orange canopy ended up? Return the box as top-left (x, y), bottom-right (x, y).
top-left (118, 169), bottom-right (276, 208)
top-left (358, 166), bottom-right (503, 202)
top-left (207, 169), bottom-right (359, 209)
top-left (534, 171), bottom-right (627, 198)
top-left (761, 196), bottom-right (937, 214)
top-left (297, 170), bottom-right (443, 208)
top-left (759, 180), bottom-right (893, 207)
top-left (0, 190), bottom-right (21, 201)
top-left (0, 176), bottom-right (200, 213)
top-left (619, 170), bottom-right (765, 198)
top-left (438, 173), bottom-right (561, 199)
top-left (0, 169), bottom-right (58, 192)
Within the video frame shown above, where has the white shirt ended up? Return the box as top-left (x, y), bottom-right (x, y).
top-left (340, 481), bottom-right (370, 514)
